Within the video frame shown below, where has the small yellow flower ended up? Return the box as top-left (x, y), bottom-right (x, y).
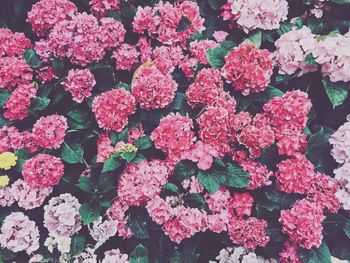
top-left (0, 152), bottom-right (18, 170)
top-left (116, 143), bottom-right (138, 154)
top-left (0, 175), bottom-right (10, 187)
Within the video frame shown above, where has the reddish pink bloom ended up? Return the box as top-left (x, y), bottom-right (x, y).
top-left (152, 46), bottom-right (183, 74)
top-left (0, 28), bottom-right (31, 57)
top-left (22, 154), bottom-right (64, 188)
top-left (112, 44), bottom-right (140, 71)
top-left (277, 133), bottom-right (307, 157)
top-left (205, 187), bottom-right (231, 213)
top-left (96, 134), bottom-right (114, 163)
top-left (107, 198), bottom-right (132, 239)
top-left (92, 88), bottom-right (136, 132)
top-left (228, 192), bottom-right (254, 218)
top-left (0, 57), bottom-right (33, 90)
top-left (183, 141), bottom-right (219, 171)
top-left (62, 69), bottom-right (96, 103)
top-left (275, 155), bottom-right (316, 194)
top-left (240, 158), bottom-right (273, 190)
top-left (306, 173), bottom-right (341, 213)
top-left (207, 210), bottom-right (230, 233)
top-left (132, 65), bottom-right (177, 110)
top-left (3, 84), bottom-right (37, 121)
top-left (227, 217), bottom-right (270, 249)
top-left (222, 43), bottom-right (273, 96)
top-left (190, 40), bottom-right (219, 64)
top-left (32, 115), bottom-right (67, 149)
top-left (151, 113), bottom-right (195, 157)
top-left (280, 199), bottom-right (324, 249)
top-left (90, 0), bottom-right (121, 18)
top-left (27, 0), bottom-right (77, 37)
top-left (146, 196), bottom-right (174, 225)
top-left (0, 126), bottom-right (22, 152)
top-left (186, 68), bottom-right (224, 108)
top-left (99, 17), bottom-right (125, 51)
top-left (36, 66), bottom-right (56, 83)
top-left (279, 242), bottom-right (302, 263)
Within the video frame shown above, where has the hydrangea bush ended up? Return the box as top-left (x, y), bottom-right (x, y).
top-left (0, 0), bottom-right (350, 262)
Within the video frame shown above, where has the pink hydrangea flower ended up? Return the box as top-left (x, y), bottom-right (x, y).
top-left (44, 193), bottom-right (82, 237)
top-left (99, 17), bottom-right (126, 51)
top-left (10, 179), bottom-right (52, 210)
top-left (186, 68), bottom-right (224, 108)
top-left (132, 65), bottom-right (177, 110)
top-left (151, 113), bottom-right (195, 157)
top-left (107, 198), bottom-right (132, 239)
top-left (228, 192), bottom-right (254, 218)
top-left (190, 40), bottom-right (219, 64)
top-left (239, 158), bottom-right (273, 190)
top-left (207, 210), bottom-right (230, 233)
top-left (213, 31), bottom-right (229, 42)
top-left (330, 116), bottom-right (350, 164)
top-left (3, 83), bottom-right (37, 121)
top-left (275, 26), bottom-right (317, 76)
top-left (62, 69), bottom-right (96, 103)
top-left (0, 57), bottom-right (33, 90)
top-left (96, 133), bottom-right (114, 163)
top-left (333, 163), bottom-right (350, 210)
top-left (275, 155), bottom-right (316, 194)
top-left (32, 114), bottom-right (67, 149)
top-left (27, 0), bottom-right (77, 37)
top-left (0, 212), bottom-right (40, 254)
top-left (152, 45), bottom-right (184, 74)
top-left (0, 186), bottom-right (15, 207)
top-left (222, 0), bottom-right (288, 33)
top-left (222, 43), bottom-right (273, 96)
top-left (0, 28), bottom-right (31, 57)
top-left (277, 133), bottom-right (307, 157)
top-left (0, 126), bottom-right (22, 152)
top-left (280, 199), bottom-right (324, 249)
top-left (182, 176), bottom-right (204, 194)
top-left (227, 217), bottom-right (270, 249)
top-left (205, 187), bottom-right (231, 213)
top-left (22, 154), bottom-right (64, 188)
top-left (146, 196), bottom-right (174, 225)
top-left (184, 141), bottom-right (220, 171)
top-left (90, 0), bottom-right (121, 18)
top-left (279, 242), bottom-right (302, 263)
top-left (92, 88), bottom-right (136, 132)
top-left (118, 160), bottom-right (170, 206)
top-left (112, 44), bottom-right (140, 71)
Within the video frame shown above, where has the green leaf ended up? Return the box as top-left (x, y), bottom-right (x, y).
top-left (23, 48), bottom-right (42, 68)
top-left (248, 30), bottom-right (262, 47)
top-left (133, 154), bottom-right (147, 164)
top-left (197, 170), bottom-right (224, 194)
top-left (172, 92), bottom-right (187, 111)
top-left (76, 176), bottom-right (93, 193)
top-left (184, 193), bottom-right (206, 209)
top-left (304, 53), bottom-right (317, 66)
top-left (51, 58), bottom-right (64, 77)
top-left (224, 163), bottom-right (250, 188)
top-left (344, 220), bottom-right (350, 239)
top-left (0, 248), bottom-right (15, 261)
top-left (102, 153), bottom-right (122, 172)
top-left (129, 215), bottom-right (150, 239)
top-left (177, 17), bottom-right (191, 32)
top-left (266, 222), bottom-right (287, 243)
top-left (174, 160), bottom-right (197, 180)
top-left (121, 151), bottom-right (137, 163)
top-left (207, 0), bottom-right (219, 10)
top-left (130, 244), bottom-right (149, 263)
top-left (206, 47), bottom-right (228, 69)
top-left (164, 183), bottom-right (179, 193)
top-left (277, 22), bottom-right (293, 35)
top-left (79, 203), bottom-right (100, 225)
top-left (299, 242), bottom-right (331, 263)
top-left (0, 90), bottom-right (10, 107)
top-left (117, 81), bottom-right (131, 91)
top-left (61, 142), bottom-right (84, 164)
top-left (70, 236), bottom-right (85, 256)
top-left (322, 77), bottom-right (348, 108)
top-left (331, 0), bottom-right (350, 4)
top-left (31, 97), bottom-right (50, 110)
top-left (134, 136), bottom-right (153, 150)
top-left (67, 109), bottom-right (92, 130)
top-left (14, 148), bottom-right (29, 172)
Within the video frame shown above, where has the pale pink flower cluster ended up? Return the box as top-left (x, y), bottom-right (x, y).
top-left (88, 216), bottom-right (117, 247)
top-left (222, 43), bottom-right (274, 96)
top-left (10, 179), bottom-right (52, 210)
top-left (90, 0), bottom-right (121, 18)
top-left (102, 249), bottom-right (129, 263)
top-left (0, 57), bottom-right (33, 90)
top-left (132, 65), bottom-right (178, 110)
top-left (0, 28), bottom-right (31, 57)
top-left (183, 141), bottom-right (220, 171)
top-left (44, 193), bottom-right (82, 237)
top-left (133, 1), bottom-right (204, 46)
top-left (211, 247), bottom-right (278, 263)
top-left (117, 160), bottom-right (170, 206)
top-left (27, 0), bottom-right (77, 37)
top-left (46, 12), bottom-right (125, 65)
top-left (62, 69), bottom-right (96, 103)
top-left (190, 40), bottom-right (219, 65)
top-left (32, 114), bottom-right (67, 149)
top-left (152, 46), bottom-right (184, 74)
top-left (0, 186), bottom-right (15, 207)
top-left (22, 154), bottom-right (64, 188)
top-left (312, 30), bottom-right (350, 83)
top-left (106, 198), bottom-right (132, 239)
top-left (330, 116), bottom-right (350, 210)
top-left (92, 88), bottom-right (136, 132)
top-left (151, 113), bottom-right (195, 157)
top-left (3, 83), bottom-right (37, 121)
top-left (0, 212), bottom-right (40, 254)
top-left (222, 0), bottom-right (288, 32)
top-left (275, 26), bottom-right (318, 76)
top-left (182, 176), bottom-right (204, 194)
top-left (280, 199), bottom-right (325, 249)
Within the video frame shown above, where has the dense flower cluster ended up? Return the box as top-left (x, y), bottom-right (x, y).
top-left (90, 0), bottom-right (121, 18)
top-left (22, 154), bottom-right (64, 188)
top-left (62, 69), bottom-right (96, 103)
top-left (222, 0), bottom-right (289, 32)
top-left (92, 88), bottom-right (136, 132)
top-left (0, 57), bottom-right (33, 90)
top-left (44, 193), bottom-right (82, 237)
top-left (222, 43), bottom-right (273, 95)
top-left (0, 28), bottom-right (31, 57)
top-left (132, 65), bottom-right (177, 109)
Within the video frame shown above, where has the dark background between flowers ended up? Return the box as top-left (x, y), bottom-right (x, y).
top-left (1, 0), bottom-right (350, 262)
